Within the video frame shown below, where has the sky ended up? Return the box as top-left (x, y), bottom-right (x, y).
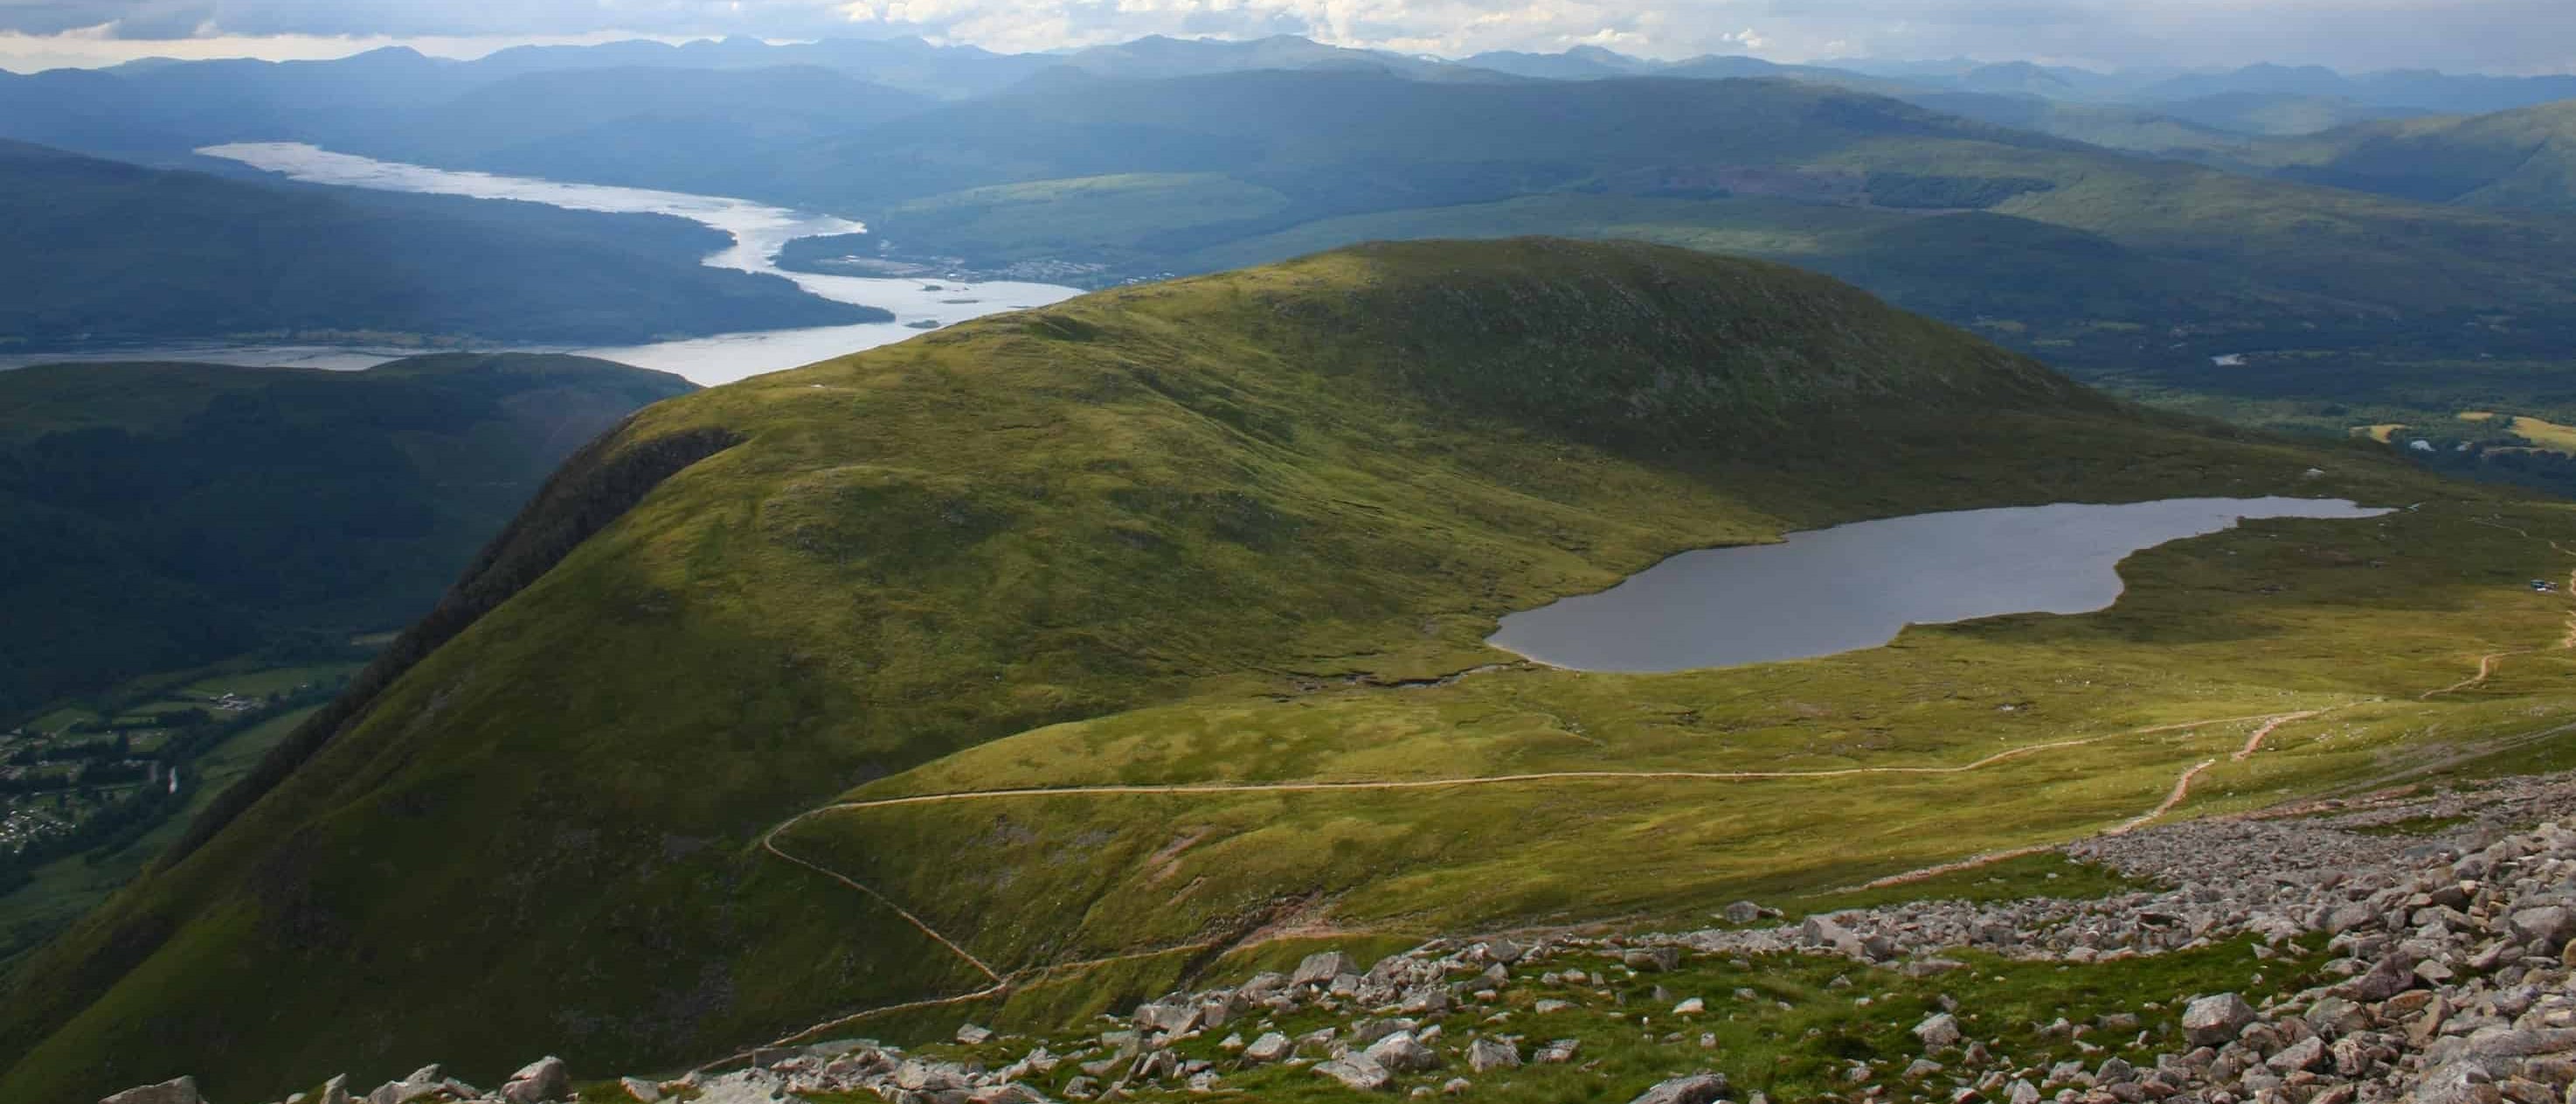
top-left (0, 0), bottom-right (2571, 74)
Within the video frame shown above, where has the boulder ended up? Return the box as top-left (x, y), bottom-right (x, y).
top-left (620, 1076), bottom-right (663, 1102)
top-left (1293, 951), bottom-right (1358, 987)
top-left (100, 1077), bottom-right (203, 1104)
top-left (365, 1080), bottom-right (441, 1104)
top-left (1468, 1038), bottom-right (1520, 1073)
top-left (2510, 906), bottom-right (2576, 951)
top-left (1628, 1072), bottom-right (1729, 1104)
top-left (693, 1070), bottom-right (810, 1104)
top-left (2338, 956), bottom-right (2418, 1002)
top-left (1915, 1012), bottom-right (1964, 1052)
top-left (1315, 1054), bottom-right (1393, 1093)
top-left (1132, 1000), bottom-right (1198, 1034)
top-left (1535, 1039), bottom-right (1581, 1064)
top-left (1243, 1032), bottom-right (1292, 1064)
top-left (1621, 948), bottom-right (1681, 972)
top-left (1365, 1031), bottom-right (1441, 1073)
top-left (502, 1056), bottom-right (571, 1104)
top-left (2183, 994), bottom-right (2259, 1046)
top-left (2267, 1038), bottom-right (2327, 1073)
top-left (956, 1023), bottom-right (995, 1045)
top-left (1800, 915), bottom-right (1867, 957)
top-left (1723, 901), bottom-right (1764, 924)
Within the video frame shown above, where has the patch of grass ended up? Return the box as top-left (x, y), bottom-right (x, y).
top-left (884, 934), bottom-right (2331, 1104)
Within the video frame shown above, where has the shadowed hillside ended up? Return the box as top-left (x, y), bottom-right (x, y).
top-left (0, 353), bottom-right (695, 719)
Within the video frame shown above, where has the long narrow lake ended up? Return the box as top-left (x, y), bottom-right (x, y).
top-left (0, 143), bottom-right (1084, 385)
top-left (1487, 497), bottom-right (2392, 672)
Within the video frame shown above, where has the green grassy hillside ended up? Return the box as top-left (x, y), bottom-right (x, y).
top-left (0, 240), bottom-right (2556, 1103)
top-left (2246, 101), bottom-right (2576, 212)
top-left (0, 353), bottom-right (694, 719)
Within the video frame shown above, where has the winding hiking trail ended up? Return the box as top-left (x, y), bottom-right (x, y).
top-left (719, 507), bottom-right (2576, 1069)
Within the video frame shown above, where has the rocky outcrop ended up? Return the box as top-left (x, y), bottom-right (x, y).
top-left (108, 769), bottom-right (2576, 1104)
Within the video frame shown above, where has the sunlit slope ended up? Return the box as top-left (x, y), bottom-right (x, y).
top-left (2248, 101), bottom-right (2576, 213)
top-left (0, 239), bottom-right (2505, 1102)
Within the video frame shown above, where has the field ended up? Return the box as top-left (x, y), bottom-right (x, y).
top-left (754, 495), bottom-right (2576, 1045)
top-left (6, 240), bottom-right (2570, 1103)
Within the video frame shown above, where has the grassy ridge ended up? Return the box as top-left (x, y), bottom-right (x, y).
top-left (0, 239), bottom-right (2524, 1102)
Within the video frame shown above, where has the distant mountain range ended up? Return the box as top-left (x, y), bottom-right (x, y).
top-left (12, 36), bottom-right (2576, 381)
top-left (10, 34), bottom-right (2575, 164)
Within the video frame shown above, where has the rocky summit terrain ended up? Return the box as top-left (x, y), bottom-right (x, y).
top-left (106, 767), bottom-right (2576, 1104)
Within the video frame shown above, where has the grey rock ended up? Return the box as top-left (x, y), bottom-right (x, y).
top-left (620, 1076), bottom-right (663, 1102)
top-left (2183, 993), bottom-right (2259, 1046)
top-left (1724, 901), bottom-right (1764, 924)
top-left (2510, 906), bottom-right (2576, 951)
top-left (691, 1070), bottom-right (810, 1104)
top-left (1621, 948), bottom-right (1681, 972)
top-left (1467, 1038), bottom-right (1520, 1073)
top-left (502, 1056), bottom-right (571, 1104)
top-left (1535, 1038), bottom-right (1581, 1064)
top-left (1294, 951), bottom-right (1358, 987)
top-left (100, 1077), bottom-right (203, 1104)
top-left (2267, 1037), bottom-right (2327, 1073)
top-left (1365, 1031), bottom-right (1440, 1073)
top-left (1243, 1032), bottom-right (1292, 1064)
top-left (1315, 1054), bottom-right (1393, 1093)
top-left (2341, 956), bottom-right (2420, 1002)
top-left (2466, 1027), bottom-right (2576, 1057)
top-left (956, 1023), bottom-right (995, 1045)
top-left (1132, 999), bottom-right (1198, 1034)
top-left (364, 1080), bottom-right (440, 1104)
top-left (1800, 914), bottom-right (1866, 957)
top-left (1915, 1012), bottom-right (1964, 1051)
top-left (1627, 1073), bottom-right (1729, 1104)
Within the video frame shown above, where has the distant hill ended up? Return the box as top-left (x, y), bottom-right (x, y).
top-left (0, 238), bottom-right (2464, 1104)
top-left (727, 70), bottom-right (2576, 377)
top-left (0, 353), bottom-right (695, 720)
top-left (2243, 101), bottom-right (2576, 212)
top-left (0, 141), bottom-right (878, 347)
